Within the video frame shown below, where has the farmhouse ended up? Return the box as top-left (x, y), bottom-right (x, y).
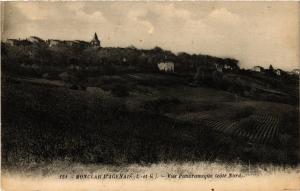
top-left (291, 69), bottom-right (300, 76)
top-left (251, 66), bottom-right (264, 73)
top-left (157, 62), bottom-right (174, 72)
top-left (65, 41), bottom-right (76, 46)
top-left (215, 63), bottom-right (223, 72)
top-left (6, 39), bottom-right (31, 46)
top-left (27, 36), bottom-right (45, 44)
top-left (6, 39), bottom-right (18, 46)
top-left (224, 64), bottom-right (232, 70)
top-left (47, 39), bottom-right (64, 47)
top-left (275, 69), bottom-right (282, 76)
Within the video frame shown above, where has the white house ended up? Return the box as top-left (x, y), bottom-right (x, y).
top-left (291, 69), bottom-right (300, 75)
top-left (27, 36), bottom-right (45, 44)
top-left (47, 39), bottom-right (64, 47)
top-left (224, 64), bottom-right (231, 70)
top-left (275, 69), bottom-right (282, 76)
top-left (158, 62), bottom-right (174, 72)
top-left (251, 66), bottom-right (264, 72)
top-left (215, 63), bottom-right (223, 72)
top-left (6, 39), bottom-right (19, 46)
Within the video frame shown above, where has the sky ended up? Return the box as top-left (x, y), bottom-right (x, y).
top-left (1, 1), bottom-right (299, 70)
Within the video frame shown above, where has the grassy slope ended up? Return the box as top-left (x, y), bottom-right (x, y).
top-left (1, 73), bottom-right (299, 168)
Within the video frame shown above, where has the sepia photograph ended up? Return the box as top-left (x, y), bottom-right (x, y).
top-left (1, 1), bottom-right (299, 191)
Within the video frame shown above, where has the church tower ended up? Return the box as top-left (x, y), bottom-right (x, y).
top-left (90, 32), bottom-right (101, 47)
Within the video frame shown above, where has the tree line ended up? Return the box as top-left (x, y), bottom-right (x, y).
top-left (1, 42), bottom-right (239, 74)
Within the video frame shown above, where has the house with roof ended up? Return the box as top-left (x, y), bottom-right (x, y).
top-left (251, 66), bottom-right (265, 73)
top-left (291, 69), bottom-right (300, 76)
top-left (6, 39), bottom-right (19, 46)
top-left (47, 39), bottom-right (64, 47)
top-left (215, 63), bottom-right (223, 72)
top-left (27, 36), bottom-right (45, 44)
top-left (6, 39), bottom-right (32, 46)
top-left (275, 69), bottom-right (283, 76)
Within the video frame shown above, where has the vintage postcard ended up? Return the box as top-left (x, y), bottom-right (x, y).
top-left (1, 1), bottom-right (299, 191)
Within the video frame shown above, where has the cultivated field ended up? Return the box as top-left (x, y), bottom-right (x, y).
top-left (2, 73), bottom-right (299, 168)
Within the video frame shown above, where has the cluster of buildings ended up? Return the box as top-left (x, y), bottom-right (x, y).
top-left (5, 33), bottom-right (299, 77)
top-left (157, 61), bottom-right (235, 73)
top-left (250, 65), bottom-right (300, 76)
top-left (157, 62), bottom-right (174, 72)
top-left (5, 33), bottom-right (101, 48)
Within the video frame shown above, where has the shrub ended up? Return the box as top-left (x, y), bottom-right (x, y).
top-left (110, 84), bottom-right (129, 97)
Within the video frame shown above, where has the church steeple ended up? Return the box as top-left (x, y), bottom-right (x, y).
top-left (90, 32), bottom-right (100, 47)
top-left (94, 33), bottom-right (99, 41)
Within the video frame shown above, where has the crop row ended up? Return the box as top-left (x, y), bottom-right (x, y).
top-left (201, 113), bottom-right (280, 143)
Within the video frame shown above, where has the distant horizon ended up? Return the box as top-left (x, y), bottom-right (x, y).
top-left (2, 2), bottom-right (299, 71)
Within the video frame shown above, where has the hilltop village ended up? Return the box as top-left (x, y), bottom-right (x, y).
top-left (3, 33), bottom-right (299, 74)
top-left (1, 33), bottom-right (299, 104)
top-left (6, 33), bottom-right (101, 48)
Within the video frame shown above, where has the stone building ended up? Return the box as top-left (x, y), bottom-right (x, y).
top-left (27, 36), bottom-right (45, 44)
top-left (90, 33), bottom-right (101, 47)
top-left (47, 39), bottom-right (64, 47)
top-left (6, 39), bottom-right (31, 46)
top-left (251, 66), bottom-right (264, 73)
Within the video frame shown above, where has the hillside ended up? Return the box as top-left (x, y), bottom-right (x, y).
top-left (1, 38), bottom-right (299, 168)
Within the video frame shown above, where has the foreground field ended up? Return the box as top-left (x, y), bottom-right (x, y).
top-left (1, 73), bottom-right (299, 168)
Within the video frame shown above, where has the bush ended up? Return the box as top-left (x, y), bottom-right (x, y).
top-left (110, 84), bottom-right (129, 97)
